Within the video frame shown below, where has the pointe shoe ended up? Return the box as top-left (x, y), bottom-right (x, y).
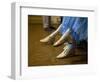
top-left (40, 36), bottom-right (55, 44)
top-left (56, 44), bottom-right (72, 59)
top-left (53, 39), bottom-right (64, 47)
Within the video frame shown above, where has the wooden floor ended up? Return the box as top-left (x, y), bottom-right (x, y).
top-left (28, 24), bottom-right (88, 66)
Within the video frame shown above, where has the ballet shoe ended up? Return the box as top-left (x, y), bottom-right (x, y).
top-left (53, 39), bottom-right (64, 47)
top-left (56, 44), bottom-right (72, 59)
top-left (40, 36), bottom-right (55, 44)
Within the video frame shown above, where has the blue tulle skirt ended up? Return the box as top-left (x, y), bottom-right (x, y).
top-left (60, 16), bottom-right (88, 42)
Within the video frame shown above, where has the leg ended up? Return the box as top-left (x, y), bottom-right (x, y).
top-left (56, 43), bottom-right (73, 58)
top-left (43, 16), bottom-right (56, 32)
top-left (49, 24), bottom-right (62, 37)
top-left (53, 28), bottom-right (71, 46)
top-left (43, 16), bottom-right (50, 29)
top-left (56, 34), bottom-right (74, 58)
top-left (40, 24), bottom-right (62, 44)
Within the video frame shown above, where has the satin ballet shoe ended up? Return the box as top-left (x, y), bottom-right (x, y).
top-left (53, 39), bottom-right (65, 47)
top-left (40, 36), bottom-right (55, 44)
top-left (56, 44), bottom-right (72, 59)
